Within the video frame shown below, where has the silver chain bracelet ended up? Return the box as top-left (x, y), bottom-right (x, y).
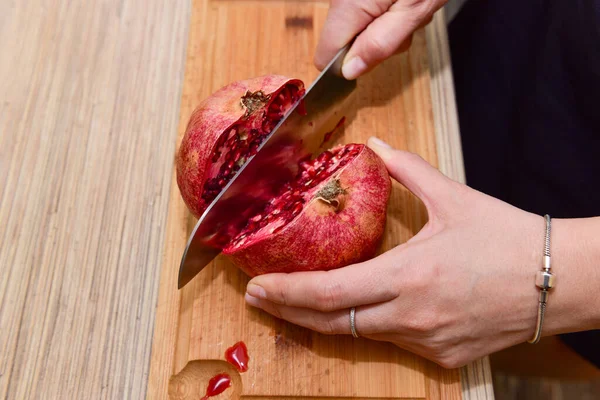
top-left (528, 214), bottom-right (556, 344)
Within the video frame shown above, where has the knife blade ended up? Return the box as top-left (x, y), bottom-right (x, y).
top-left (178, 45), bottom-right (356, 289)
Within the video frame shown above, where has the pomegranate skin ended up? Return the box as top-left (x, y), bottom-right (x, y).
top-left (176, 75), bottom-right (304, 218)
top-left (222, 145), bottom-right (391, 277)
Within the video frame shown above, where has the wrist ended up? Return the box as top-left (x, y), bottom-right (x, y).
top-left (537, 217), bottom-right (600, 336)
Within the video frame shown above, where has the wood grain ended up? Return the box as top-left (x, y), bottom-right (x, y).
top-left (148, 2), bottom-right (487, 400)
top-left (0, 0), bottom-right (189, 398)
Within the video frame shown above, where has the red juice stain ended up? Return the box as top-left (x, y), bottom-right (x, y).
top-left (320, 116), bottom-right (346, 147)
top-left (225, 341), bottom-right (249, 372)
top-left (200, 373), bottom-right (231, 400)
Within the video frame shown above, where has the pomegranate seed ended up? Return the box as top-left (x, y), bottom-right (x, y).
top-left (288, 84), bottom-right (298, 97)
top-left (246, 219), bottom-right (258, 230)
top-left (205, 179), bottom-right (218, 190)
top-left (262, 121), bottom-right (273, 132)
top-left (277, 89), bottom-right (288, 102)
top-left (291, 201), bottom-right (303, 216)
top-left (272, 225), bottom-right (284, 234)
top-left (232, 150), bottom-right (241, 162)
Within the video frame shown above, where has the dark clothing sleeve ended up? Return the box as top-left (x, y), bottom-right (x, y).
top-left (448, 0), bottom-right (600, 366)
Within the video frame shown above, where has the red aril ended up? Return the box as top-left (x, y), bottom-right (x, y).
top-left (177, 76), bottom-right (304, 218)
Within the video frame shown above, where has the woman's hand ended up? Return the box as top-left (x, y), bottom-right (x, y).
top-left (315, 0), bottom-right (448, 80)
top-left (244, 137), bottom-right (591, 369)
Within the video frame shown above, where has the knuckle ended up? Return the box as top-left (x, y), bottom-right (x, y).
top-left (412, 0), bottom-right (444, 21)
top-left (425, 335), bottom-right (451, 358)
top-left (324, 318), bottom-right (339, 335)
top-left (418, 255), bottom-right (445, 285)
top-left (275, 277), bottom-right (291, 305)
top-left (406, 313), bottom-right (440, 334)
top-left (407, 261), bottom-right (440, 294)
top-left (311, 313), bottom-right (337, 335)
top-left (315, 278), bottom-right (343, 311)
top-left (359, 0), bottom-right (391, 16)
top-left (365, 35), bottom-right (395, 61)
top-left (268, 304), bottom-right (283, 320)
top-left (437, 354), bottom-right (462, 369)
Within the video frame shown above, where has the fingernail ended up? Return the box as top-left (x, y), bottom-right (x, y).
top-left (342, 56), bottom-right (367, 80)
top-left (246, 283), bottom-right (267, 299)
top-left (368, 136), bottom-right (392, 149)
top-left (245, 293), bottom-right (262, 308)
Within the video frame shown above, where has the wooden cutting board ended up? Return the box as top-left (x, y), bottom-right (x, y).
top-left (147, 1), bottom-right (487, 399)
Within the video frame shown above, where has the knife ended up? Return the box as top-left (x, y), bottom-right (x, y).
top-left (178, 45), bottom-right (356, 289)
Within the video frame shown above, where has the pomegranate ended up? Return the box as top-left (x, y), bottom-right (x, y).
top-left (222, 143), bottom-right (391, 277)
top-left (177, 75), bottom-right (305, 218)
top-left (176, 75), bottom-right (391, 276)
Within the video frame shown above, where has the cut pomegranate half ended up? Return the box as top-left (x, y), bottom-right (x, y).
top-left (223, 143), bottom-right (391, 277)
top-left (177, 76), bottom-right (305, 218)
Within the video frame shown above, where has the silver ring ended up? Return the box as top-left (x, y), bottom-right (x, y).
top-left (350, 307), bottom-right (359, 338)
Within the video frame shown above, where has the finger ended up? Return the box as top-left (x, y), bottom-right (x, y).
top-left (245, 294), bottom-right (393, 336)
top-left (314, 0), bottom-right (394, 71)
top-left (341, 7), bottom-right (422, 80)
top-left (246, 252), bottom-right (400, 312)
top-left (367, 136), bottom-right (454, 212)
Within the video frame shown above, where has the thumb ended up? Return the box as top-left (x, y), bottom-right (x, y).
top-left (367, 136), bottom-right (453, 211)
top-left (341, 7), bottom-right (422, 80)
top-left (314, 0), bottom-right (395, 72)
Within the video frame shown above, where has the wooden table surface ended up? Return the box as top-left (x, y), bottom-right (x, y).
top-left (0, 1), bottom-right (494, 399)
